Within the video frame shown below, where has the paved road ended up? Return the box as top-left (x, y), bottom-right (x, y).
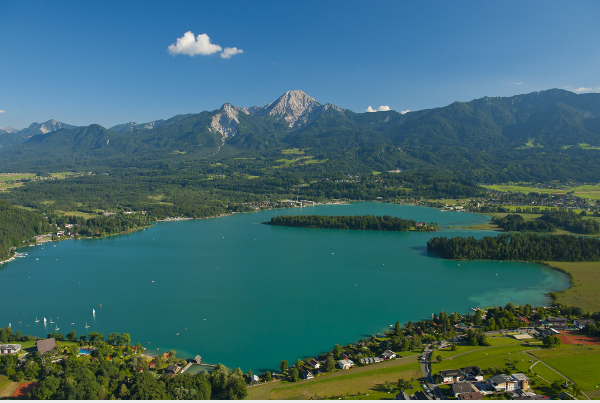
top-left (420, 345), bottom-right (444, 400)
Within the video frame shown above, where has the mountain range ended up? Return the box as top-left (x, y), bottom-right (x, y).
top-left (2, 89), bottom-right (600, 182)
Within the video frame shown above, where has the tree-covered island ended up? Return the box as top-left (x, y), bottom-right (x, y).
top-left (264, 214), bottom-right (439, 231)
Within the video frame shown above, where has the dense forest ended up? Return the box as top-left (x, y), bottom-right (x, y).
top-left (492, 210), bottom-right (600, 234)
top-left (0, 326), bottom-right (247, 400)
top-left (0, 199), bottom-right (52, 260)
top-left (267, 214), bottom-right (437, 231)
top-left (426, 233), bottom-right (600, 261)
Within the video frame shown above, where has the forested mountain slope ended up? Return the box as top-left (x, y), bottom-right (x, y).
top-left (2, 89), bottom-right (600, 182)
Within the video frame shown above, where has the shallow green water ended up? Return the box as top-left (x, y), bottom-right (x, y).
top-left (0, 203), bottom-right (568, 372)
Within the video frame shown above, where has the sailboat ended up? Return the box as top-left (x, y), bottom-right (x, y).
top-left (44, 317), bottom-right (47, 323)
top-left (92, 309), bottom-right (95, 314)
top-left (85, 322), bottom-right (90, 329)
top-left (50, 319), bottom-right (55, 324)
top-left (55, 326), bottom-right (59, 331)
top-left (35, 317), bottom-right (39, 323)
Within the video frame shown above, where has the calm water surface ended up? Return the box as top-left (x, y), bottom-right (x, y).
top-left (0, 203), bottom-right (568, 372)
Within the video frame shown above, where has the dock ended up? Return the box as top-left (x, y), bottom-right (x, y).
top-left (180, 362), bottom-right (193, 374)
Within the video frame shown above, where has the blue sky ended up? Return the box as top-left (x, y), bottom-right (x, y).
top-left (1, 0), bottom-right (599, 129)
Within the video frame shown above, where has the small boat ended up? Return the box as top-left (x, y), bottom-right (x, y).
top-left (35, 317), bottom-right (39, 322)
top-left (71, 323), bottom-right (74, 325)
top-left (50, 319), bottom-right (54, 324)
top-left (93, 309), bottom-right (95, 314)
top-left (176, 333), bottom-right (179, 336)
top-left (55, 326), bottom-right (59, 331)
top-left (203, 319), bottom-right (206, 321)
top-left (44, 317), bottom-right (47, 323)
top-left (85, 322), bottom-right (90, 329)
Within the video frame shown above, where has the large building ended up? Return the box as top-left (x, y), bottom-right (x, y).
top-left (0, 344), bottom-right (21, 355)
top-left (36, 338), bottom-right (57, 356)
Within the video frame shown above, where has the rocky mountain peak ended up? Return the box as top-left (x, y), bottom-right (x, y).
top-left (258, 90), bottom-right (321, 128)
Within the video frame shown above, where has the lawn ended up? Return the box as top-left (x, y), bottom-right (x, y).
top-left (543, 261), bottom-right (600, 313)
top-left (247, 357), bottom-right (422, 400)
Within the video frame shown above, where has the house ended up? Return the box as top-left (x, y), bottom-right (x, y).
top-left (417, 222), bottom-right (426, 227)
top-left (413, 391), bottom-right (432, 400)
top-left (574, 319), bottom-right (596, 329)
top-left (458, 391), bottom-right (483, 400)
top-left (192, 355), bottom-right (202, 364)
top-left (164, 365), bottom-right (180, 377)
top-left (360, 357), bottom-right (383, 365)
top-left (439, 369), bottom-right (463, 383)
top-left (488, 374), bottom-right (518, 391)
top-left (461, 366), bottom-right (484, 381)
top-left (148, 361), bottom-right (155, 369)
top-left (251, 375), bottom-right (260, 383)
top-left (301, 370), bottom-right (314, 380)
top-left (394, 391), bottom-right (411, 400)
top-left (36, 338), bottom-right (57, 356)
top-left (337, 359), bottom-right (354, 370)
top-left (309, 359), bottom-right (320, 369)
top-left (511, 373), bottom-right (530, 390)
top-left (0, 344), bottom-right (21, 355)
top-left (546, 317), bottom-right (568, 329)
top-left (381, 349), bottom-right (397, 360)
top-left (450, 382), bottom-right (475, 397)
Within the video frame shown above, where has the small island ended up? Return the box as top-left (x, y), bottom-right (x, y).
top-left (264, 214), bottom-right (439, 231)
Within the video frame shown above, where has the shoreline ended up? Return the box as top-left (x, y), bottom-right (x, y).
top-left (1, 201), bottom-right (577, 372)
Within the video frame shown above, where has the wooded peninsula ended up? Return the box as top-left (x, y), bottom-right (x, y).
top-left (264, 214), bottom-right (439, 231)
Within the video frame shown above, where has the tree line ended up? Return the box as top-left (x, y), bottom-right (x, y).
top-left (267, 214), bottom-right (438, 231)
top-left (0, 199), bottom-right (52, 260)
top-left (427, 233), bottom-right (600, 261)
top-left (493, 210), bottom-right (600, 234)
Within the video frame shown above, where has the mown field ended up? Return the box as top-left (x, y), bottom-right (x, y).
top-left (529, 345), bottom-right (600, 397)
top-left (246, 357), bottom-right (423, 400)
top-left (544, 261), bottom-right (600, 313)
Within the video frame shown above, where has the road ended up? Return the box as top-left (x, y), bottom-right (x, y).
top-left (420, 345), bottom-right (444, 400)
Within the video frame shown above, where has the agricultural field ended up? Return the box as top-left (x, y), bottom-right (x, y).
top-left (247, 358), bottom-right (422, 400)
top-left (544, 261), bottom-right (600, 313)
top-left (281, 148), bottom-right (306, 155)
top-left (0, 173), bottom-right (35, 181)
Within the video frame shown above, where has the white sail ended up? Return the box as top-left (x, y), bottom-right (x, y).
top-left (93, 309), bottom-right (95, 314)
top-left (44, 317), bottom-right (47, 323)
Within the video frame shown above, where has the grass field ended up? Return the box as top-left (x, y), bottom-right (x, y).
top-left (543, 261), bottom-right (600, 313)
top-left (247, 358), bottom-right (422, 400)
top-left (529, 345), bottom-right (600, 394)
top-left (483, 183), bottom-right (600, 201)
top-left (0, 182), bottom-right (25, 190)
top-left (0, 173), bottom-right (35, 181)
top-left (282, 148), bottom-right (305, 155)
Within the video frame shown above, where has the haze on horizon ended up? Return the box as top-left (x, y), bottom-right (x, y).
top-left (1, 0), bottom-right (599, 130)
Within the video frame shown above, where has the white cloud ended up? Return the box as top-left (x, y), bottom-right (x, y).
top-left (366, 105), bottom-right (392, 112)
top-left (0, 110), bottom-right (4, 114)
top-left (400, 110), bottom-right (410, 114)
top-left (574, 87), bottom-right (592, 93)
top-left (220, 47), bottom-right (243, 59)
top-left (168, 31), bottom-right (222, 56)
top-left (512, 82), bottom-right (523, 85)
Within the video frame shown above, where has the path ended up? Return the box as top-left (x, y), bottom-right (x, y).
top-left (524, 351), bottom-right (590, 400)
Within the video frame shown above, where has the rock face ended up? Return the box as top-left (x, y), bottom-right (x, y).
top-left (210, 103), bottom-right (242, 138)
top-left (0, 126), bottom-right (19, 134)
top-left (254, 90), bottom-right (322, 127)
top-left (19, 119), bottom-right (78, 137)
top-left (109, 121), bottom-right (163, 133)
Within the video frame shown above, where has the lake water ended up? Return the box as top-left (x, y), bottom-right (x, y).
top-left (0, 203), bottom-right (568, 373)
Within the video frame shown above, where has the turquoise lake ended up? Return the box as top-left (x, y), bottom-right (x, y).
top-left (0, 203), bottom-right (569, 373)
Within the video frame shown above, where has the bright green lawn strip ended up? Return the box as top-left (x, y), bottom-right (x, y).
top-left (282, 148), bottom-right (305, 155)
